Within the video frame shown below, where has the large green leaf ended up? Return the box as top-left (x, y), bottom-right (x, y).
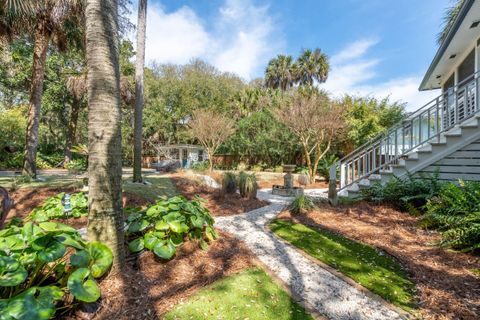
top-left (31, 235), bottom-right (66, 263)
top-left (70, 250), bottom-right (91, 268)
top-left (154, 220), bottom-right (169, 231)
top-left (153, 241), bottom-right (176, 260)
top-left (168, 221), bottom-right (189, 234)
top-left (38, 221), bottom-right (76, 233)
top-left (4, 286), bottom-right (63, 320)
top-left (128, 238), bottom-right (144, 253)
top-left (85, 242), bottom-right (113, 278)
top-left (190, 215), bottom-right (205, 229)
top-left (144, 233), bottom-right (159, 250)
top-left (67, 268), bottom-right (100, 303)
top-left (55, 233), bottom-right (85, 250)
top-left (127, 219), bottom-right (150, 233)
top-left (0, 256), bottom-right (27, 286)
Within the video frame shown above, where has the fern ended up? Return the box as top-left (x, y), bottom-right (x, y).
top-left (423, 180), bottom-right (480, 252)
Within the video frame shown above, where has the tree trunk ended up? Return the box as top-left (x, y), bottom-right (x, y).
top-left (23, 23), bottom-right (50, 178)
top-left (85, 0), bottom-right (125, 267)
top-left (133, 0), bottom-right (148, 182)
top-left (301, 141), bottom-right (313, 184)
top-left (64, 97), bottom-right (81, 164)
top-left (208, 150), bottom-right (214, 172)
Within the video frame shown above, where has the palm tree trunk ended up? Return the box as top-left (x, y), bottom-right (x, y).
top-left (85, 0), bottom-right (125, 267)
top-left (133, 0), bottom-right (148, 182)
top-left (23, 23), bottom-right (50, 178)
top-left (64, 97), bottom-right (81, 164)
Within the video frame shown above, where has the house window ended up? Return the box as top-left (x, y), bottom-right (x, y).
top-left (198, 150), bottom-right (204, 162)
top-left (458, 49), bottom-right (475, 84)
top-left (170, 148), bottom-right (179, 160)
top-left (182, 149), bottom-right (188, 160)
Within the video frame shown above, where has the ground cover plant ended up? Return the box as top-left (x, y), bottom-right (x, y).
top-left (163, 267), bottom-right (314, 320)
top-left (361, 171), bottom-right (442, 213)
top-left (270, 219), bottom-right (417, 311)
top-left (125, 195), bottom-right (218, 260)
top-left (422, 180), bottom-right (480, 251)
top-left (29, 192), bottom-right (87, 222)
top-left (0, 220), bottom-right (113, 319)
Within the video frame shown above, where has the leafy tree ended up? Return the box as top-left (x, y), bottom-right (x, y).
top-left (0, 0), bottom-right (84, 178)
top-left (295, 48), bottom-right (329, 86)
top-left (85, 0), bottom-right (125, 266)
top-left (340, 95), bottom-right (406, 153)
top-left (133, 0), bottom-right (148, 182)
top-left (222, 107), bottom-right (300, 167)
top-left (275, 88), bottom-right (344, 183)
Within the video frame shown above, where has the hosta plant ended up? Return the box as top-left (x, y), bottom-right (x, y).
top-left (0, 220), bottom-right (113, 319)
top-left (30, 192), bottom-right (88, 222)
top-left (238, 172), bottom-right (257, 199)
top-left (125, 195), bottom-right (218, 260)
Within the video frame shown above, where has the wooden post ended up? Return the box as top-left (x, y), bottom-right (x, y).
top-left (328, 164), bottom-right (338, 206)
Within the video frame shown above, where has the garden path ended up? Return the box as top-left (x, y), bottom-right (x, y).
top-left (215, 189), bottom-right (406, 320)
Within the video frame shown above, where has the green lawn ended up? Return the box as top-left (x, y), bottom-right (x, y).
top-left (269, 219), bottom-right (416, 311)
top-left (163, 268), bottom-right (314, 320)
top-left (0, 174), bottom-right (83, 189)
top-left (122, 175), bottom-right (177, 201)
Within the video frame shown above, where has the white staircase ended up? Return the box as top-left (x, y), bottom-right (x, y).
top-left (332, 73), bottom-right (480, 198)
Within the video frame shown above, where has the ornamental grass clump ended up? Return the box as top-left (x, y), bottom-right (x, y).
top-left (238, 172), bottom-right (257, 199)
top-left (30, 192), bottom-right (88, 222)
top-left (221, 172), bottom-right (237, 194)
top-left (125, 195), bottom-right (218, 260)
top-left (0, 220), bottom-right (113, 319)
top-left (422, 180), bottom-right (480, 252)
top-left (288, 195), bottom-right (316, 215)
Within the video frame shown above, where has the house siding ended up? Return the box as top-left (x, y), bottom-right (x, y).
top-left (418, 138), bottom-right (480, 181)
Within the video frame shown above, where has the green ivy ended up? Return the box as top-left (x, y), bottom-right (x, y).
top-left (125, 195), bottom-right (218, 260)
top-left (0, 220), bottom-right (113, 319)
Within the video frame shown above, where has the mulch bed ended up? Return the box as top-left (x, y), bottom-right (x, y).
top-left (170, 175), bottom-right (269, 216)
top-left (5, 187), bottom-right (150, 228)
top-left (74, 232), bottom-right (256, 320)
top-left (278, 202), bottom-right (480, 320)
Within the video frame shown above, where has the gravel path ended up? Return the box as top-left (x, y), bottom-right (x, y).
top-left (215, 189), bottom-right (406, 320)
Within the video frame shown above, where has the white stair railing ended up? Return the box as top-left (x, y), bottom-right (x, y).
top-left (330, 72), bottom-right (480, 196)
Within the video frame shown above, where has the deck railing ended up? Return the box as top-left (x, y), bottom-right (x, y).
top-left (329, 72), bottom-right (480, 196)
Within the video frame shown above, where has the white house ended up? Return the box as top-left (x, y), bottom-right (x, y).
top-left (333, 0), bottom-right (480, 197)
top-left (153, 144), bottom-right (207, 169)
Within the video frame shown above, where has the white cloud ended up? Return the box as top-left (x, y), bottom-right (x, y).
top-left (129, 0), bottom-right (282, 80)
top-left (321, 39), bottom-right (440, 111)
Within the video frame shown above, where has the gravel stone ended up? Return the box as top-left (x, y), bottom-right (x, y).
top-left (215, 189), bottom-right (406, 320)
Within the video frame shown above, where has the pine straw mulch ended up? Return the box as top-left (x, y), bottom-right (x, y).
top-left (72, 231), bottom-right (256, 320)
top-left (277, 202), bottom-right (480, 320)
top-left (170, 174), bottom-right (269, 216)
top-left (5, 187), bottom-right (150, 228)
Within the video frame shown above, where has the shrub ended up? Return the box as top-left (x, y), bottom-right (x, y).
top-left (0, 220), bottom-right (113, 319)
top-left (422, 180), bottom-right (480, 252)
top-left (30, 192), bottom-right (88, 222)
top-left (251, 164), bottom-right (263, 172)
top-left (237, 162), bottom-right (248, 171)
top-left (191, 161), bottom-right (209, 172)
top-left (65, 158), bottom-right (88, 172)
top-left (238, 172), bottom-right (257, 199)
top-left (273, 165), bottom-right (283, 173)
top-left (288, 195), bottom-right (316, 215)
top-left (221, 172), bottom-right (237, 194)
top-left (317, 154), bottom-right (339, 182)
top-left (361, 171), bottom-right (442, 213)
top-left (125, 195), bottom-right (218, 259)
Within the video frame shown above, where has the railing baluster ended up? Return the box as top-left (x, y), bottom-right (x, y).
top-left (335, 73), bottom-right (480, 194)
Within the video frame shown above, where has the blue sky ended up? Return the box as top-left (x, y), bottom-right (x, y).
top-left (131, 0), bottom-right (453, 109)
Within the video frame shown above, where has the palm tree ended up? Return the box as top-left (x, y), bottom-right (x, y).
top-left (85, 0), bottom-right (125, 266)
top-left (295, 48), bottom-right (329, 86)
top-left (0, 0), bottom-right (84, 178)
top-left (265, 54), bottom-right (295, 91)
top-left (437, 0), bottom-right (465, 45)
top-left (133, 0), bottom-right (148, 183)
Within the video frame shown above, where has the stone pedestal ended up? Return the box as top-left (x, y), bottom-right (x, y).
top-left (272, 164), bottom-right (304, 197)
